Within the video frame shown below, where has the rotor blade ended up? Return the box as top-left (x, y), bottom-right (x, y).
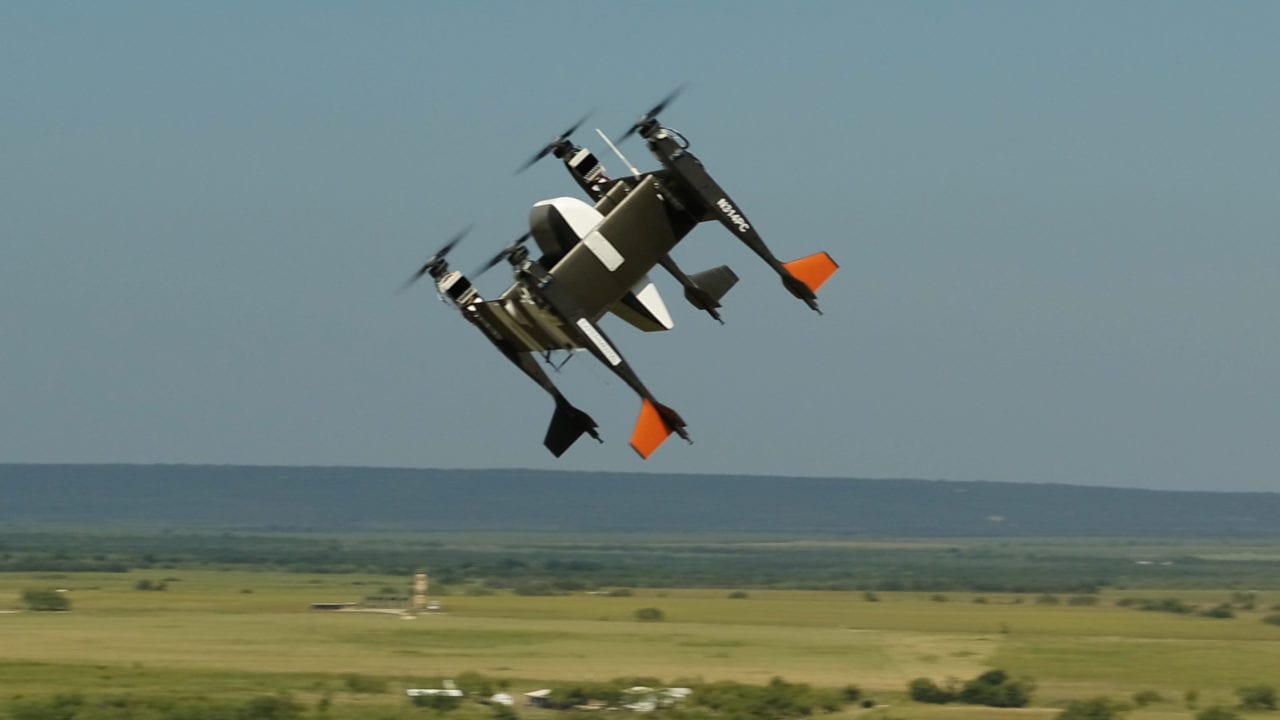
top-left (398, 225), bottom-right (472, 293)
top-left (558, 112), bottom-right (589, 142)
top-left (473, 249), bottom-right (509, 279)
top-left (621, 84), bottom-right (686, 142)
top-left (435, 225), bottom-right (472, 259)
top-left (645, 83), bottom-right (685, 120)
top-left (516, 112), bottom-right (591, 174)
top-left (472, 231), bottom-right (532, 278)
top-left (399, 258), bottom-right (441, 294)
top-left (517, 145), bottom-right (554, 174)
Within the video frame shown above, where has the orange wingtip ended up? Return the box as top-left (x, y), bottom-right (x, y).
top-left (630, 399), bottom-right (673, 459)
top-left (783, 252), bottom-right (839, 294)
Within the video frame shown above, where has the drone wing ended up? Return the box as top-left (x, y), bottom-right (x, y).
top-left (541, 179), bottom-right (682, 322)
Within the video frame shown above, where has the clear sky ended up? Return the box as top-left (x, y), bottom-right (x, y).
top-left (3, 2), bottom-right (1278, 491)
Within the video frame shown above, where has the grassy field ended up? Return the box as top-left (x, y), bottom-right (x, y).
top-left (3, 568), bottom-right (1280, 719)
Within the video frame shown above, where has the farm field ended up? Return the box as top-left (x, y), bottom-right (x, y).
top-left (3, 568), bottom-right (1280, 719)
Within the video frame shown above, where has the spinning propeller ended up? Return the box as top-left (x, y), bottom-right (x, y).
top-left (620, 84), bottom-right (685, 142)
top-left (517, 113), bottom-right (590, 174)
top-left (401, 225), bottom-right (471, 292)
top-left (473, 231), bottom-right (533, 278)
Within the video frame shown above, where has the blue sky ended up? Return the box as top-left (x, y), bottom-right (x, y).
top-left (3, 2), bottom-right (1278, 491)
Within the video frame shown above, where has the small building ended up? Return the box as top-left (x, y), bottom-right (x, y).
top-left (309, 602), bottom-right (356, 611)
top-left (406, 689), bottom-right (464, 698)
top-left (525, 689), bottom-right (554, 708)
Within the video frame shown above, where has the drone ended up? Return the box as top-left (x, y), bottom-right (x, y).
top-left (405, 88), bottom-right (838, 459)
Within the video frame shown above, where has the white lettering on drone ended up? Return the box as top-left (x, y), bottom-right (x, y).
top-left (575, 319), bottom-right (622, 365)
top-left (716, 198), bottom-right (750, 233)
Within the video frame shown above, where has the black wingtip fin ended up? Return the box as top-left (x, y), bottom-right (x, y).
top-left (544, 403), bottom-right (601, 457)
top-left (684, 265), bottom-right (739, 310)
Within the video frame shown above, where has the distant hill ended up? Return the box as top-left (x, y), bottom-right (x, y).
top-left (1, 464), bottom-right (1276, 536)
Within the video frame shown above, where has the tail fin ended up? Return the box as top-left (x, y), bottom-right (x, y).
top-left (783, 252), bottom-right (839, 294)
top-left (684, 265), bottom-right (739, 310)
top-left (544, 402), bottom-right (601, 457)
top-left (630, 399), bottom-right (686, 459)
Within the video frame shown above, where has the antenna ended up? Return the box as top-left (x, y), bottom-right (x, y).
top-left (596, 128), bottom-right (641, 178)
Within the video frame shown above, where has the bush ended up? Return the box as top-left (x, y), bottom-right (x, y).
top-left (862, 591), bottom-right (880, 602)
top-left (908, 677), bottom-right (955, 704)
top-left (1132, 690), bottom-right (1163, 707)
top-left (242, 694), bottom-right (305, 720)
top-left (492, 703), bottom-right (520, 720)
top-left (691, 677), bottom-right (845, 720)
top-left (1261, 614), bottom-right (1280, 626)
top-left (1058, 697), bottom-right (1129, 720)
top-left (959, 669), bottom-right (1035, 708)
top-left (455, 671), bottom-right (495, 697)
top-left (606, 588), bottom-right (634, 597)
top-left (727, 591), bottom-right (750, 599)
top-left (634, 607), bottom-right (665, 622)
top-left (1235, 685), bottom-right (1277, 711)
top-left (7, 693), bottom-right (85, 720)
top-left (412, 694), bottom-right (462, 711)
top-left (343, 674), bottom-right (387, 694)
top-left (1200, 604), bottom-right (1234, 619)
top-left (1197, 706), bottom-right (1242, 720)
top-left (134, 579), bottom-right (168, 591)
top-left (1068, 595), bottom-right (1100, 606)
top-left (1035, 594), bottom-right (1061, 605)
top-left (21, 589), bottom-right (69, 612)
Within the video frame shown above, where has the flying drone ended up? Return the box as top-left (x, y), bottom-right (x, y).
top-left (405, 88), bottom-right (839, 459)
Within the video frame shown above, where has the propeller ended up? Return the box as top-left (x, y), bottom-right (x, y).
top-left (400, 225), bottom-right (471, 292)
top-left (620, 84), bottom-right (686, 142)
top-left (517, 112), bottom-right (590, 174)
top-left (472, 231), bottom-right (533, 278)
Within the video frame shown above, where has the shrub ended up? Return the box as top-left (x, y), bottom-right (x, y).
top-left (1068, 595), bottom-right (1100, 606)
top-left (1132, 690), bottom-right (1163, 707)
top-left (1058, 697), bottom-right (1129, 720)
top-left (727, 591), bottom-right (750, 599)
top-left (930, 594), bottom-right (948, 603)
top-left (908, 677), bottom-right (955, 704)
top-left (1235, 685), bottom-right (1277, 711)
top-left (691, 677), bottom-right (844, 720)
top-left (1230, 592), bottom-right (1257, 609)
top-left (343, 674), bottom-right (387, 694)
top-left (1035, 594), bottom-right (1061, 605)
top-left (1197, 706), bottom-right (1242, 720)
top-left (862, 591), bottom-right (880, 602)
top-left (492, 703), bottom-right (519, 720)
top-left (412, 694), bottom-right (462, 711)
top-left (1261, 614), bottom-right (1280, 626)
top-left (634, 607), bottom-right (665, 622)
top-left (1200, 604), bottom-right (1234, 619)
top-left (242, 694), bottom-right (305, 720)
top-left (7, 693), bottom-right (85, 720)
top-left (959, 669), bottom-right (1035, 708)
top-left (21, 589), bottom-right (69, 612)
top-left (455, 671), bottom-right (495, 697)
top-left (606, 588), bottom-right (634, 597)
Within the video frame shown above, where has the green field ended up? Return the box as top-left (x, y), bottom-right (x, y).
top-left (4, 566), bottom-right (1280, 719)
